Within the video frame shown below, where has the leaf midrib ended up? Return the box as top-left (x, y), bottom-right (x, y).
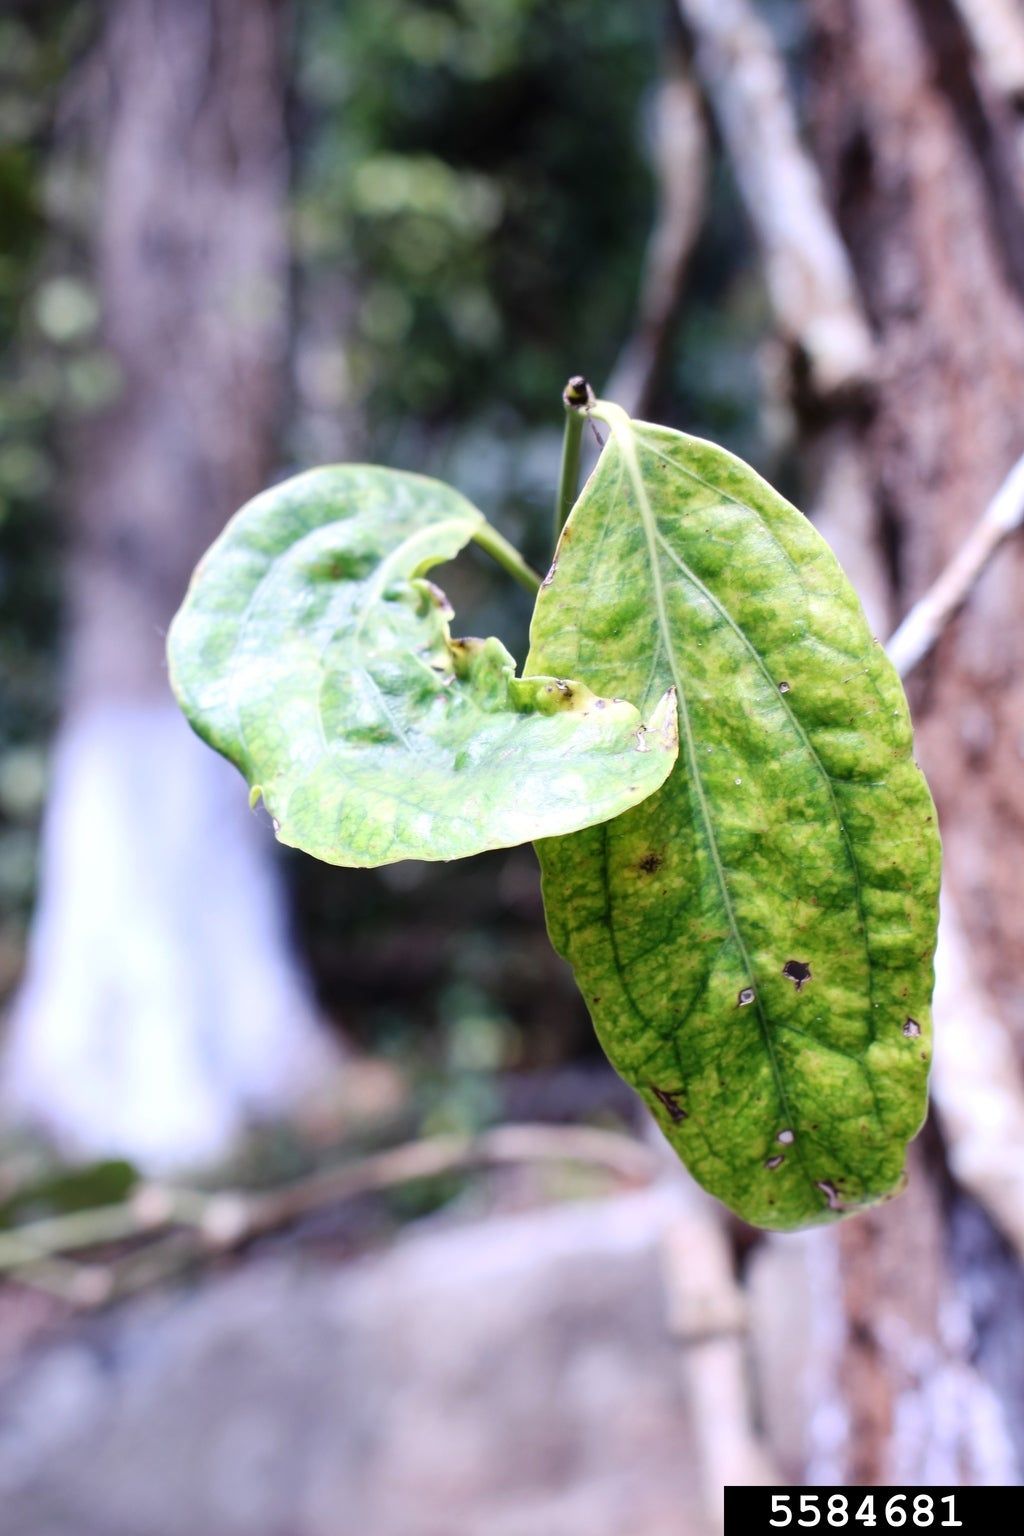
top-left (602, 407), bottom-right (807, 1180)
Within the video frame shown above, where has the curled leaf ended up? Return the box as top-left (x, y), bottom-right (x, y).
top-left (168, 465), bottom-right (678, 866)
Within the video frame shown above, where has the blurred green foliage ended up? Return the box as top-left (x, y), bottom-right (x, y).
top-left (297, 0), bottom-right (659, 428)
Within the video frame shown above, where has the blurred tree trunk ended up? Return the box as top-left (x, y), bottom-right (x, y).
top-left (776, 0), bottom-right (1024, 1486)
top-left (809, 0), bottom-right (1024, 1000)
top-left (3, 0), bottom-right (333, 1167)
top-left (673, 0), bottom-right (1024, 1493)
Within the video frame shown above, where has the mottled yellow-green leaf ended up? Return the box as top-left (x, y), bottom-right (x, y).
top-left (168, 464), bottom-right (678, 867)
top-left (528, 403), bottom-right (940, 1230)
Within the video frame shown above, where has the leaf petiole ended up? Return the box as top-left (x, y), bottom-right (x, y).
top-left (471, 521), bottom-right (542, 594)
top-left (554, 375), bottom-right (594, 549)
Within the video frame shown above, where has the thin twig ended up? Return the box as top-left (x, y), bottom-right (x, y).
top-left (0, 1123), bottom-right (660, 1298)
top-left (886, 449), bottom-right (1024, 677)
top-left (0, 1186), bottom-right (206, 1273)
top-left (243, 1122), bottom-right (658, 1241)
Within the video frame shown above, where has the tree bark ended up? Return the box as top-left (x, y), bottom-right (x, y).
top-left (781, 0), bottom-right (1024, 1483)
top-left (3, 0), bottom-right (334, 1168)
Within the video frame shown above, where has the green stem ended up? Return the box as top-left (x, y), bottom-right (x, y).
top-left (554, 375), bottom-right (594, 549)
top-left (473, 523), bottom-right (542, 594)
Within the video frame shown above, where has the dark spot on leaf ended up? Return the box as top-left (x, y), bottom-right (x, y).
top-left (902, 1017), bottom-right (921, 1037)
top-left (777, 1129), bottom-right (795, 1145)
top-left (782, 959), bottom-right (812, 991)
top-left (737, 987), bottom-right (756, 1008)
top-left (650, 1085), bottom-right (687, 1123)
top-left (778, 681), bottom-right (791, 694)
top-left (764, 1154), bottom-right (784, 1171)
top-left (817, 1180), bottom-right (842, 1211)
top-left (638, 851), bottom-right (663, 874)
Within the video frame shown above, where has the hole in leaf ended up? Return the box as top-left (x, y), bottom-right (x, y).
top-left (764, 1154), bottom-right (784, 1171)
top-left (902, 1017), bottom-right (921, 1037)
top-left (650, 1085), bottom-right (687, 1123)
top-left (778, 681), bottom-right (791, 694)
top-left (782, 959), bottom-right (812, 991)
top-left (777, 1129), bottom-right (795, 1145)
top-left (817, 1180), bottom-right (842, 1211)
top-left (737, 987), bottom-right (756, 1008)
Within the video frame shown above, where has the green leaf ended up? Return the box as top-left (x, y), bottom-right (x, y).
top-left (527, 402), bottom-right (940, 1230)
top-left (167, 464), bottom-right (678, 867)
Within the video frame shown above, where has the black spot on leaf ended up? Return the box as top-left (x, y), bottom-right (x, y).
top-left (650, 1084), bottom-right (687, 1123)
top-left (782, 959), bottom-right (812, 991)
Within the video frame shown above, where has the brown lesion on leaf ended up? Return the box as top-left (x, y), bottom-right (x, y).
top-left (782, 959), bottom-right (812, 991)
top-left (650, 1084), bottom-right (687, 1122)
top-left (421, 579), bottom-right (451, 609)
top-left (637, 851), bottom-right (663, 874)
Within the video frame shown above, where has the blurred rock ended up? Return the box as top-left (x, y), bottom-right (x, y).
top-left (0, 1189), bottom-right (709, 1536)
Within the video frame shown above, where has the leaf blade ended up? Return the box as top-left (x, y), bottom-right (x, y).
top-left (168, 464), bottom-right (678, 867)
top-left (528, 406), bottom-right (940, 1229)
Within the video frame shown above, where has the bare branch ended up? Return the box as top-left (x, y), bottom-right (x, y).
top-left (676, 0), bottom-right (873, 399)
top-left (886, 448), bottom-right (1024, 677)
top-left (243, 1123), bottom-right (658, 1239)
top-left (605, 46), bottom-right (709, 417)
top-left (0, 1123), bottom-right (659, 1295)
